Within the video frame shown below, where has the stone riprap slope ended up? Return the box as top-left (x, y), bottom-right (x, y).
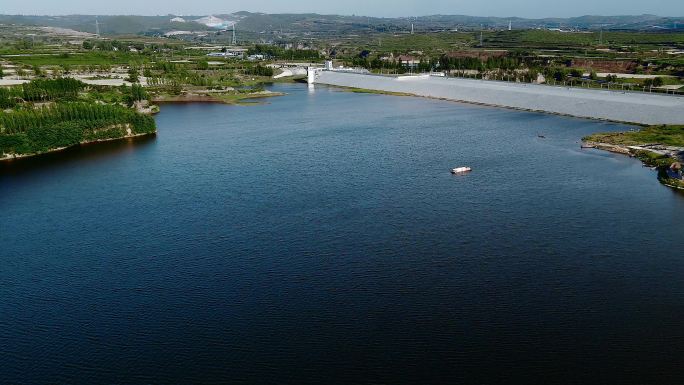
top-left (315, 71), bottom-right (684, 125)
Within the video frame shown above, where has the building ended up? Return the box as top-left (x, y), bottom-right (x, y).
top-left (396, 55), bottom-right (421, 68)
top-left (206, 48), bottom-right (247, 58)
top-left (380, 54), bottom-right (421, 68)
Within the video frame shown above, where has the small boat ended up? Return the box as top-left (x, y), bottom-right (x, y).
top-left (451, 167), bottom-right (472, 174)
top-left (538, 135), bottom-right (546, 139)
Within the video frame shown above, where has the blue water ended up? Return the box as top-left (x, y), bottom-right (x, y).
top-left (2, 84), bottom-right (684, 384)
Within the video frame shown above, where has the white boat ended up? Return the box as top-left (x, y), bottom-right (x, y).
top-left (451, 167), bottom-right (472, 174)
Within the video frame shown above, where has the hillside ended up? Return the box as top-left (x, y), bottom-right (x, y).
top-left (0, 13), bottom-right (683, 36)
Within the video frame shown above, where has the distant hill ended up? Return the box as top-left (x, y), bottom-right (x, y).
top-left (0, 15), bottom-right (211, 35)
top-left (0, 13), bottom-right (682, 36)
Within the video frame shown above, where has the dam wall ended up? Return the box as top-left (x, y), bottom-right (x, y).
top-left (314, 71), bottom-right (684, 125)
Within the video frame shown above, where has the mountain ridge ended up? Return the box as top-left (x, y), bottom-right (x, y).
top-left (0, 12), bottom-right (682, 36)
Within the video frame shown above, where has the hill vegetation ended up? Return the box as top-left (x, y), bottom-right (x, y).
top-left (1, 13), bottom-right (683, 37)
top-left (0, 79), bottom-right (156, 158)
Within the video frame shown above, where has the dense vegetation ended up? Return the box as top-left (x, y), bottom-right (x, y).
top-left (0, 79), bottom-right (156, 156)
top-left (244, 65), bottom-right (274, 77)
top-left (0, 78), bottom-right (85, 108)
top-left (0, 103), bottom-right (156, 155)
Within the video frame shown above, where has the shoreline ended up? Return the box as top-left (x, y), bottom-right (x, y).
top-left (0, 131), bottom-right (156, 162)
top-left (152, 91), bottom-right (286, 105)
top-left (581, 141), bottom-right (684, 190)
top-left (1, 90), bottom-right (285, 164)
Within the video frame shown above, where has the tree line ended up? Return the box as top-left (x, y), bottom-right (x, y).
top-left (248, 45), bottom-right (321, 60)
top-left (347, 54), bottom-right (523, 74)
top-left (0, 78), bottom-right (86, 108)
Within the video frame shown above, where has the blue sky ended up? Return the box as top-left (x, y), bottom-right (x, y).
top-left (5, 0), bottom-right (684, 18)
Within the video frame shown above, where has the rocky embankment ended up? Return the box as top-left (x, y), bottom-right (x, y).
top-left (582, 140), bottom-right (684, 190)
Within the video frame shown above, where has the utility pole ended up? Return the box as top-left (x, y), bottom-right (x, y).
top-left (509, 20), bottom-right (512, 31)
top-left (232, 23), bottom-right (237, 45)
top-left (411, 23), bottom-right (414, 34)
top-left (599, 28), bottom-right (603, 45)
top-left (95, 16), bottom-right (100, 37)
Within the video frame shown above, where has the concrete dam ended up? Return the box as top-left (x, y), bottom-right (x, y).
top-left (310, 70), bottom-right (684, 125)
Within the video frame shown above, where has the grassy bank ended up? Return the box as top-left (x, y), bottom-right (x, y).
top-left (152, 90), bottom-right (285, 105)
top-left (583, 125), bottom-right (684, 147)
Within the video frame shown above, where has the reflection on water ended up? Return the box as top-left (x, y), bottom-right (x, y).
top-left (0, 134), bottom-right (156, 177)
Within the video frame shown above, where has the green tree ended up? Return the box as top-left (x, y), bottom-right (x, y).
top-left (552, 68), bottom-right (567, 81)
top-left (124, 83), bottom-right (149, 106)
top-left (127, 68), bottom-right (139, 83)
top-left (652, 77), bottom-right (664, 88)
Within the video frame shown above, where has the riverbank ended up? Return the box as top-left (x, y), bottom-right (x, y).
top-left (153, 90), bottom-right (286, 105)
top-left (0, 79), bottom-right (285, 163)
top-left (583, 125), bottom-right (684, 189)
top-left (1, 131), bottom-right (156, 162)
top-left (314, 71), bottom-right (684, 125)
top-left (336, 86), bottom-right (413, 97)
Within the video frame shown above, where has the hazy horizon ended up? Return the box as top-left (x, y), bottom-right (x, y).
top-left (4, 0), bottom-right (684, 19)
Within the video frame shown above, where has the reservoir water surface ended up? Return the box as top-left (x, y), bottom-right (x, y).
top-left (2, 84), bottom-right (684, 384)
